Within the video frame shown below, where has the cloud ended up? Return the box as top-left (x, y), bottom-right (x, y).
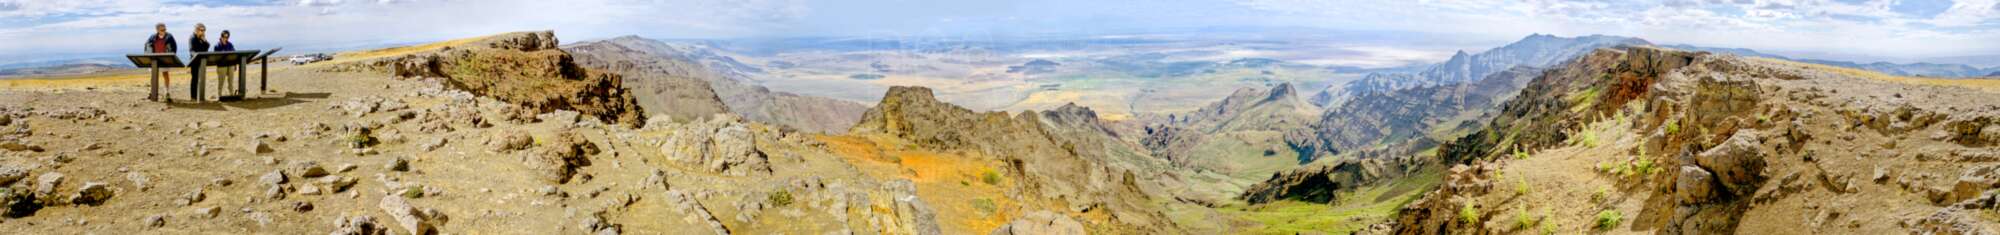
top-left (1229, 0), bottom-right (2000, 59)
top-left (0, 0), bottom-right (1994, 63)
top-left (0, 0), bottom-right (820, 60)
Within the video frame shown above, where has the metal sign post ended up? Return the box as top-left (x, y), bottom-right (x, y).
top-left (191, 50), bottom-right (260, 101)
top-left (125, 53), bottom-right (184, 102)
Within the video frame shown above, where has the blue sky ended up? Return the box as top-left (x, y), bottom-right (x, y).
top-left (1, 0), bottom-right (1997, 64)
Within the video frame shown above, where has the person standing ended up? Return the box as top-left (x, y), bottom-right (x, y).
top-left (144, 23), bottom-right (177, 102)
top-left (187, 23), bottom-right (210, 100)
top-left (189, 23), bottom-right (210, 53)
top-left (214, 30), bottom-right (237, 89)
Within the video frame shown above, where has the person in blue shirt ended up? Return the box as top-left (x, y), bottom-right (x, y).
top-left (215, 30), bottom-right (238, 82)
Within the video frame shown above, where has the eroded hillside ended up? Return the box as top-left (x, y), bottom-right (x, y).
top-left (1384, 46), bottom-right (2000, 234)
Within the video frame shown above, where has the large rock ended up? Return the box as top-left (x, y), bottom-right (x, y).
top-left (528, 131), bottom-right (599, 183)
top-left (330, 215), bottom-right (390, 235)
top-left (378, 196), bottom-right (440, 235)
top-left (1675, 166), bottom-right (1716, 204)
top-left (381, 31), bottom-right (646, 125)
top-left (1952, 164), bottom-right (2000, 203)
top-left (70, 182), bottom-right (113, 205)
top-left (990, 211), bottom-right (1085, 235)
top-left (661, 116), bottom-right (770, 176)
top-left (1694, 131), bottom-right (1767, 193)
top-left (0, 167), bottom-right (26, 187)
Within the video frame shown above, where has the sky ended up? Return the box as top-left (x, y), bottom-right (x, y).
top-left (1, 0), bottom-right (1997, 65)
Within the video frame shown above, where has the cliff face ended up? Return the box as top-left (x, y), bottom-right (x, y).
top-left (1286, 67), bottom-right (1541, 162)
top-left (564, 37), bottom-right (731, 123)
top-left (375, 31), bottom-right (646, 125)
top-left (1386, 46), bottom-right (2000, 234)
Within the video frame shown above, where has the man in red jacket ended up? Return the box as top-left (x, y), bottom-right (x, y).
top-left (145, 23), bottom-right (177, 102)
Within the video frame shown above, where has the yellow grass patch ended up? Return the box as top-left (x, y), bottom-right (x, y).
top-left (324, 33), bottom-right (497, 65)
top-left (1002, 90), bottom-right (1135, 121)
top-left (1754, 57), bottom-right (2000, 93)
top-left (815, 134), bottom-right (1018, 234)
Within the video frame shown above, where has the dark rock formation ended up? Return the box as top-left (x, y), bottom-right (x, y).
top-left (379, 31), bottom-right (646, 125)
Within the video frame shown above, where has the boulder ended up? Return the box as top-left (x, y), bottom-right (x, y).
top-left (1675, 166), bottom-right (1716, 204)
top-left (330, 215), bottom-right (389, 235)
top-left (492, 131), bottom-right (533, 153)
top-left (990, 211), bottom-right (1085, 235)
top-left (260, 170), bottom-right (288, 185)
top-left (378, 196), bottom-right (438, 235)
top-left (1695, 131), bottom-right (1767, 193)
top-left (297, 162), bottom-right (329, 178)
top-left (661, 117), bottom-right (771, 176)
top-left (70, 182), bottom-right (113, 205)
top-left (0, 167), bottom-right (26, 187)
top-left (248, 138), bottom-right (274, 154)
top-left (142, 214), bottom-right (165, 228)
top-left (1951, 164), bottom-right (2000, 203)
top-left (33, 172), bottom-right (63, 196)
top-left (527, 131), bottom-right (598, 183)
top-left (387, 157), bottom-right (410, 172)
top-left (0, 187), bottom-right (39, 217)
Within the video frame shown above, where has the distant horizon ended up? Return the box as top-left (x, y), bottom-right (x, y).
top-left (3, 0), bottom-right (1997, 67)
top-left (5, 29), bottom-right (1993, 71)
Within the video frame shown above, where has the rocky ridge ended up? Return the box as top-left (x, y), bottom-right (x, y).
top-left (363, 31), bottom-right (646, 125)
top-left (1385, 46), bottom-right (2000, 234)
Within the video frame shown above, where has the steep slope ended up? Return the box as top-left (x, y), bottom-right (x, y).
top-left (1387, 46), bottom-right (2000, 234)
top-left (1310, 73), bottom-right (1418, 107)
top-left (564, 38), bottom-right (731, 123)
top-left (1285, 67), bottom-right (1541, 162)
top-left (846, 86), bottom-right (1218, 233)
top-left (1170, 83), bottom-right (1314, 133)
top-left (1312, 34), bottom-right (1648, 108)
top-left (565, 36), bottom-right (868, 133)
top-left (356, 31), bottom-right (646, 125)
top-left (1143, 83), bottom-right (1313, 178)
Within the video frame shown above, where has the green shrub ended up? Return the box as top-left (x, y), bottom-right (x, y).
top-left (1579, 128), bottom-right (1599, 148)
top-left (1513, 149), bottom-right (1530, 160)
top-left (1664, 119), bottom-right (1681, 136)
top-left (1592, 187), bottom-right (1608, 202)
top-left (1633, 157), bottom-right (1655, 176)
top-left (972, 198), bottom-right (998, 214)
top-left (768, 191), bottom-right (793, 207)
top-left (1595, 209), bottom-right (1623, 230)
top-left (1540, 219), bottom-right (1557, 235)
top-left (347, 133), bottom-right (374, 148)
top-left (981, 170), bottom-right (1002, 185)
top-left (1459, 203), bottom-right (1481, 225)
top-left (1513, 206), bottom-right (1537, 229)
top-left (1515, 179), bottom-right (1531, 195)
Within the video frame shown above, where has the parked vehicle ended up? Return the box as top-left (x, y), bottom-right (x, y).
top-left (289, 53), bottom-right (333, 65)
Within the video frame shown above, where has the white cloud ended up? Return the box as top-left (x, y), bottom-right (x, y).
top-left (1230, 0), bottom-right (2000, 59)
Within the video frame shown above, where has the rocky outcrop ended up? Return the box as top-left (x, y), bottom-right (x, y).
top-left (1239, 157), bottom-right (1413, 204)
top-left (990, 211), bottom-right (1085, 235)
top-left (526, 131), bottom-right (599, 184)
top-left (1140, 124), bottom-right (1203, 167)
top-left (659, 115), bottom-right (773, 176)
top-left (850, 86), bottom-right (1177, 232)
top-left (378, 31), bottom-right (646, 125)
